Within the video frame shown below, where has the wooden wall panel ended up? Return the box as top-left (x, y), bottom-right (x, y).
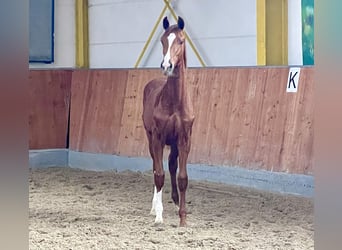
top-left (280, 68), bottom-right (314, 173)
top-left (29, 70), bottom-right (72, 149)
top-left (66, 67), bottom-right (313, 175)
top-left (187, 67), bottom-right (313, 174)
top-left (116, 69), bottom-right (162, 156)
top-left (69, 70), bottom-right (129, 154)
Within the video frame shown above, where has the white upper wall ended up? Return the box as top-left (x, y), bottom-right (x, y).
top-left (89, 0), bottom-right (257, 68)
top-left (288, 0), bottom-right (303, 65)
top-left (29, 0), bottom-right (75, 69)
top-left (28, 0), bottom-right (305, 69)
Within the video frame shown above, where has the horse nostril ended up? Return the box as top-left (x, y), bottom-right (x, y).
top-left (160, 62), bottom-right (164, 69)
top-left (169, 60), bottom-right (173, 69)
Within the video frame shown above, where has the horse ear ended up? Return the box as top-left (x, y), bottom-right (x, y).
top-left (178, 16), bottom-right (185, 30)
top-left (163, 16), bottom-right (169, 30)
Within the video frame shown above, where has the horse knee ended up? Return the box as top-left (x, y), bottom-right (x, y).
top-left (154, 172), bottom-right (165, 192)
top-left (178, 176), bottom-right (188, 192)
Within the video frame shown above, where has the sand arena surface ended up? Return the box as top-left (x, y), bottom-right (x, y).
top-left (29, 167), bottom-right (313, 250)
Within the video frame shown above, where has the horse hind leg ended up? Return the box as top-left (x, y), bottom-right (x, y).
top-left (169, 144), bottom-right (179, 206)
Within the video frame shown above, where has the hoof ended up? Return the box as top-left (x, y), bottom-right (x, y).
top-left (179, 220), bottom-right (186, 227)
top-left (179, 213), bottom-right (186, 227)
top-left (154, 216), bottom-right (163, 224)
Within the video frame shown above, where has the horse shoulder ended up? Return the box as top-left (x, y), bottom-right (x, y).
top-left (144, 78), bottom-right (166, 95)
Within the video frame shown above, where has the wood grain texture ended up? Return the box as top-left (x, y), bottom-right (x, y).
top-left (116, 69), bottom-right (162, 156)
top-left (34, 67), bottom-right (313, 174)
top-left (29, 70), bottom-right (72, 149)
top-left (188, 67), bottom-right (313, 174)
top-left (69, 69), bottom-right (129, 154)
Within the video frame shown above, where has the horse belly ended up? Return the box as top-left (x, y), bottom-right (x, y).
top-left (165, 133), bottom-right (177, 146)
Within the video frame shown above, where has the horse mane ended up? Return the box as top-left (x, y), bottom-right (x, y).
top-left (183, 40), bottom-right (187, 68)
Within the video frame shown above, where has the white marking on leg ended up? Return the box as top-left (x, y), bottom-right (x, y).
top-left (162, 33), bottom-right (176, 71)
top-left (154, 188), bottom-right (163, 224)
top-left (150, 186), bottom-right (157, 215)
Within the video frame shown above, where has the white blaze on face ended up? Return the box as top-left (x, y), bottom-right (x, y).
top-left (162, 33), bottom-right (176, 71)
top-left (150, 186), bottom-right (163, 223)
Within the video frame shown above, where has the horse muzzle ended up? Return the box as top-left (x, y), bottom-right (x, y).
top-left (161, 60), bottom-right (174, 76)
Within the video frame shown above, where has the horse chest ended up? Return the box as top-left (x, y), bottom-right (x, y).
top-left (153, 112), bottom-right (180, 135)
top-left (153, 111), bottom-right (193, 144)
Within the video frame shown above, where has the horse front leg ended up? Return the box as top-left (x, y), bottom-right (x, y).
top-left (150, 132), bottom-right (165, 224)
top-left (177, 138), bottom-right (191, 227)
top-left (177, 150), bottom-right (188, 226)
top-left (147, 132), bottom-right (158, 216)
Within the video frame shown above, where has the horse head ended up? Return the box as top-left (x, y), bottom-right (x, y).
top-left (160, 16), bottom-right (186, 76)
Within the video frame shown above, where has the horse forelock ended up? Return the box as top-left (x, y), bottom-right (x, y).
top-left (162, 25), bottom-right (184, 41)
top-left (166, 24), bottom-right (180, 33)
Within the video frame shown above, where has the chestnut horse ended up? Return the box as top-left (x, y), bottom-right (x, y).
top-left (142, 16), bottom-right (194, 226)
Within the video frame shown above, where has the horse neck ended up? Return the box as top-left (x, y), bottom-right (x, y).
top-left (161, 60), bottom-right (192, 115)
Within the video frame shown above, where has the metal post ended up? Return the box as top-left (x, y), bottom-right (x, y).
top-left (75, 0), bottom-right (89, 68)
